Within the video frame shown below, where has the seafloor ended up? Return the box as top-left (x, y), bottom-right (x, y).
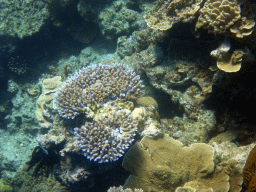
top-left (0, 0), bottom-right (256, 191)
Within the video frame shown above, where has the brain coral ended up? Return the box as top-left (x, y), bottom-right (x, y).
top-left (54, 63), bottom-right (144, 119)
top-left (74, 109), bottom-right (137, 163)
top-left (195, 0), bottom-right (241, 34)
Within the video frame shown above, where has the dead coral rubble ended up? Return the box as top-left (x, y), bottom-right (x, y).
top-left (74, 109), bottom-right (137, 163)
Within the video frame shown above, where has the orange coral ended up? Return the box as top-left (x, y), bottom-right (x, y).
top-left (243, 145), bottom-right (256, 192)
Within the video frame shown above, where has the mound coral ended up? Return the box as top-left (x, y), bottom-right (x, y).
top-left (122, 134), bottom-right (214, 191)
top-left (195, 0), bottom-right (241, 34)
top-left (54, 63), bottom-right (144, 119)
top-left (74, 109), bottom-right (137, 163)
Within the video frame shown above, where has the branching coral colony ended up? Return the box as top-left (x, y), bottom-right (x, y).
top-left (54, 63), bottom-right (144, 163)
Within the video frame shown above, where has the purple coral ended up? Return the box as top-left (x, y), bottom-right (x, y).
top-left (74, 109), bottom-right (137, 163)
top-left (54, 63), bottom-right (144, 119)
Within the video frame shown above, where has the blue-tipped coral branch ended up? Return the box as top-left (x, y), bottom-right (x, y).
top-left (54, 63), bottom-right (144, 119)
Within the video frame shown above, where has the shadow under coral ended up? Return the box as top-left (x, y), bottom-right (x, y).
top-left (26, 142), bottom-right (63, 177)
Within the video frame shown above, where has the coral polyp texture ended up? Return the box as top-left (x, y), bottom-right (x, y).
top-left (74, 109), bottom-right (137, 163)
top-left (54, 63), bottom-right (144, 119)
top-left (195, 0), bottom-right (241, 34)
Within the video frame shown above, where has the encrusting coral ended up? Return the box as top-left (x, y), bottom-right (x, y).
top-left (74, 109), bottom-right (137, 163)
top-left (122, 134), bottom-right (214, 191)
top-left (144, 0), bottom-right (203, 31)
top-left (195, 0), bottom-right (241, 34)
top-left (54, 63), bottom-right (144, 119)
top-left (52, 63), bottom-right (144, 164)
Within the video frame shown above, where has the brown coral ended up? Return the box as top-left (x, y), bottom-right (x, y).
top-left (230, 17), bottom-right (255, 38)
top-left (243, 145), bottom-right (256, 192)
top-left (122, 134), bottom-right (214, 192)
top-left (136, 97), bottom-right (158, 110)
top-left (216, 49), bottom-right (244, 73)
top-left (184, 159), bottom-right (243, 192)
top-left (195, 0), bottom-right (241, 34)
top-left (144, 0), bottom-right (203, 31)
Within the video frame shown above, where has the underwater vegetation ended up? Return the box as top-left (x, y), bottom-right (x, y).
top-left (1, 0), bottom-right (256, 191)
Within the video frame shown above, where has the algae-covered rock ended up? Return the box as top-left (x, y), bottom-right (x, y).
top-left (0, 0), bottom-right (50, 39)
top-left (0, 178), bottom-right (13, 191)
top-left (98, 1), bottom-right (140, 41)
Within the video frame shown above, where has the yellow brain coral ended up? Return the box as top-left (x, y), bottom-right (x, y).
top-left (195, 0), bottom-right (241, 33)
top-left (144, 0), bottom-right (203, 31)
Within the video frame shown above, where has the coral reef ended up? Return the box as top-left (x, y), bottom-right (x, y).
top-left (182, 158), bottom-right (243, 192)
top-left (145, 63), bottom-right (216, 144)
top-left (108, 186), bottom-right (143, 192)
top-left (54, 155), bottom-right (91, 185)
top-left (230, 17), bottom-right (255, 38)
top-left (54, 63), bottom-right (144, 119)
top-left (122, 134), bottom-right (214, 192)
top-left (4, 164), bottom-right (69, 192)
top-left (144, 0), bottom-right (203, 31)
top-left (7, 56), bottom-right (28, 75)
top-left (74, 109), bottom-right (137, 163)
top-left (136, 96), bottom-right (159, 110)
top-left (195, 0), bottom-right (241, 34)
top-left (216, 49), bottom-right (244, 73)
top-left (0, 179), bottom-right (13, 191)
top-left (5, 80), bottom-right (40, 134)
top-left (122, 132), bottom-right (250, 192)
top-left (98, 1), bottom-right (140, 41)
top-left (0, 0), bottom-right (50, 39)
top-left (36, 76), bottom-right (62, 129)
